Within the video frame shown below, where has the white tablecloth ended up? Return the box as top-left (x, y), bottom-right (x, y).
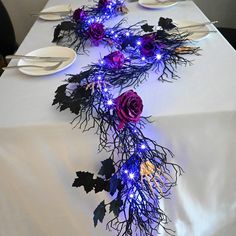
top-left (0, 0), bottom-right (236, 235)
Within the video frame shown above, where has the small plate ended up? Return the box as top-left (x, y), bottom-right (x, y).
top-left (138, 0), bottom-right (178, 9)
top-left (175, 20), bottom-right (210, 41)
top-left (17, 46), bottom-right (77, 76)
top-left (39, 4), bottom-right (73, 21)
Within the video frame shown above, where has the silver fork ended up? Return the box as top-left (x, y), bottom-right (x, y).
top-left (3, 61), bottom-right (63, 71)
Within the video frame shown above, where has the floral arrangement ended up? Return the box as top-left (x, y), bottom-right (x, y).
top-left (52, 1), bottom-right (200, 235)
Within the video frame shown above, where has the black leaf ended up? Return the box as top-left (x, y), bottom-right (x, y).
top-left (141, 23), bottom-right (154, 32)
top-left (52, 84), bottom-right (67, 105)
top-left (69, 102), bottom-right (81, 115)
top-left (158, 17), bottom-right (176, 30)
top-left (52, 24), bottom-right (62, 43)
top-left (60, 21), bottom-right (75, 31)
top-left (98, 158), bottom-right (115, 179)
top-left (72, 171), bottom-right (94, 193)
top-left (109, 198), bottom-right (123, 217)
top-left (93, 200), bottom-right (106, 227)
top-left (94, 177), bottom-right (109, 193)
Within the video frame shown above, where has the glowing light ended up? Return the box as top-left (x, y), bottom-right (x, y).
top-left (111, 30), bottom-right (114, 34)
top-left (141, 57), bottom-right (145, 61)
top-left (97, 75), bottom-right (102, 80)
top-left (125, 32), bottom-right (130, 36)
top-left (104, 88), bottom-right (108, 92)
top-left (100, 60), bottom-right (104, 65)
top-left (107, 99), bottom-right (113, 105)
top-left (141, 144), bottom-right (146, 150)
top-left (137, 41), bottom-right (141, 45)
top-left (114, 34), bottom-right (118, 38)
top-left (156, 54), bottom-right (162, 60)
top-left (124, 170), bottom-right (128, 174)
top-left (130, 194), bottom-right (134, 198)
top-left (129, 173), bottom-right (135, 179)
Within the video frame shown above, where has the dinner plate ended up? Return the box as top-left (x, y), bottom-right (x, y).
top-left (17, 46), bottom-right (77, 76)
top-left (174, 20), bottom-right (210, 41)
top-left (39, 4), bottom-right (73, 21)
top-left (138, 0), bottom-right (178, 9)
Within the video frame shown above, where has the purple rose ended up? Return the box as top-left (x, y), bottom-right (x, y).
top-left (140, 35), bottom-right (156, 57)
top-left (73, 8), bottom-right (86, 22)
top-left (115, 90), bottom-right (143, 129)
top-left (98, 0), bottom-right (111, 8)
top-left (88, 23), bottom-right (105, 45)
top-left (103, 51), bottom-right (125, 69)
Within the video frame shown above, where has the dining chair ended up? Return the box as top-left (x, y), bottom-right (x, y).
top-left (218, 27), bottom-right (236, 50)
top-left (0, 1), bottom-right (18, 60)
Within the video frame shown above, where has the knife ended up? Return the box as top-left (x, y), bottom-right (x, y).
top-left (6, 55), bottom-right (70, 62)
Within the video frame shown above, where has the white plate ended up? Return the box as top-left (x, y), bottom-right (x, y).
top-left (39, 4), bottom-right (73, 21)
top-left (17, 46), bottom-right (77, 76)
top-left (174, 20), bottom-right (210, 41)
top-left (138, 0), bottom-right (178, 9)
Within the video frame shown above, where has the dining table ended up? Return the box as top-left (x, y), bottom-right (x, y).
top-left (0, 0), bottom-right (236, 235)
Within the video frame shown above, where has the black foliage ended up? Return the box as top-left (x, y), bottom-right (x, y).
top-left (98, 158), bottom-right (116, 180)
top-left (52, 21), bottom-right (76, 43)
top-left (73, 171), bottom-right (110, 194)
top-left (141, 23), bottom-right (154, 32)
top-left (158, 17), bottom-right (176, 30)
top-left (73, 171), bottom-right (94, 193)
top-left (93, 200), bottom-right (106, 227)
top-left (109, 198), bottom-right (123, 217)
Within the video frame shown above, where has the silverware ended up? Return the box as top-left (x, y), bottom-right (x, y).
top-left (31, 11), bottom-right (71, 16)
top-left (6, 55), bottom-right (70, 62)
top-left (188, 30), bottom-right (217, 33)
top-left (3, 62), bottom-right (63, 71)
top-left (177, 21), bottom-right (218, 30)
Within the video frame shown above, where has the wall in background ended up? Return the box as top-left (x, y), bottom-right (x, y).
top-left (194, 0), bottom-right (236, 29)
top-left (2, 0), bottom-right (236, 44)
top-left (2, 0), bottom-right (47, 44)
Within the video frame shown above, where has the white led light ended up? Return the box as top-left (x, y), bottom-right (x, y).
top-left (156, 54), bottom-right (162, 60)
top-left (137, 41), bottom-right (141, 45)
top-left (141, 57), bottom-right (145, 61)
top-left (141, 144), bottom-right (146, 150)
top-left (107, 100), bottom-right (113, 105)
top-left (104, 88), bottom-right (108, 92)
top-left (129, 173), bottom-right (135, 179)
top-left (124, 170), bottom-right (128, 174)
top-left (126, 32), bottom-right (130, 36)
top-left (130, 194), bottom-right (134, 198)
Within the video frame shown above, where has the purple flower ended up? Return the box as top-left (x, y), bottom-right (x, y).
top-left (115, 90), bottom-right (143, 129)
top-left (140, 35), bottom-right (156, 57)
top-left (88, 23), bottom-right (105, 45)
top-left (73, 8), bottom-right (86, 22)
top-left (98, 0), bottom-right (112, 8)
top-left (103, 51), bottom-right (125, 69)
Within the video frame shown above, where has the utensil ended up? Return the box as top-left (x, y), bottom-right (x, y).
top-left (31, 11), bottom-right (71, 16)
top-left (6, 55), bottom-right (70, 62)
top-left (3, 62), bottom-right (63, 71)
top-left (177, 21), bottom-right (218, 30)
top-left (188, 30), bottom-right (217, 33)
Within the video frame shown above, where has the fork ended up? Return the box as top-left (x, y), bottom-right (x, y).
top-left (3, 61), bottom-right (63, 71)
